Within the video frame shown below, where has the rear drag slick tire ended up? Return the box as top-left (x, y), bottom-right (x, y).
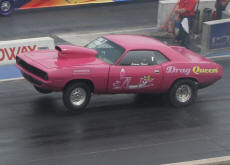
top-left (169, 79), bottom-right (198, 107)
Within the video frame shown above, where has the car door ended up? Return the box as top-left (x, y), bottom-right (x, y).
top-left (108, 50), bottom-right (168, 93)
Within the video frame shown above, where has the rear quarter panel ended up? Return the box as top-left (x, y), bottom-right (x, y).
top-left (160, 61), bottom-right (221, 92)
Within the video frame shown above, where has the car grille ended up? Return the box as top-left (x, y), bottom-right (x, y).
top-left (22, 72), bottom-right (42, 86)
top-left (16, 56), bottom-right (48, 81)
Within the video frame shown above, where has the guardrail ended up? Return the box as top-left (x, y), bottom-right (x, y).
top-left (0, 37), bottom-right (55, 80)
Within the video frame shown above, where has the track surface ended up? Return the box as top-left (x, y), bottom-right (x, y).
top-left (1, 1), bottom-right (230, 165)
top-left (0, 1), bottom-right (157, 40)
top-left (0, 59), bottom-right (230, 165)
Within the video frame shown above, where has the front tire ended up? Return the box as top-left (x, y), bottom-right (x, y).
top-left (63, 82), bottom-right (91, 113)
top-left (0, 0), bottom-right (14, 16)
top-left (169, 79), bottom-right (198, 107)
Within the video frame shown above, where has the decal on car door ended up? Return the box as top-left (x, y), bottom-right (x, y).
top-left (112, 68), bottom-right (154, 90)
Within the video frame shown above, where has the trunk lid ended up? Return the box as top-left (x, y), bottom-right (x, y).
top-left (170, 46), bottom-right (211, 63)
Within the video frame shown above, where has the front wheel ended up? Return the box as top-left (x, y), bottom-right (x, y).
top-left (169, 79), bottom-right (198, 107)
top-left (0, 0), bottom-right (14, 16)
top-left (63, 82), bottom-right (91, 113)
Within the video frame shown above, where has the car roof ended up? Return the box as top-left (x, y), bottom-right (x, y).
top-left (103, 34), bottom-right (167, 51)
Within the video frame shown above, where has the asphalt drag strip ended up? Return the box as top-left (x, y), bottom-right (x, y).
top-left (0, 59), bottom-right (230, 165)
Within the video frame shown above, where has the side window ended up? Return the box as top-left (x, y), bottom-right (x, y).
top-left (153, 51), bottom-right (169, 64)
top-left (119, 50), bottom-right (168, 66)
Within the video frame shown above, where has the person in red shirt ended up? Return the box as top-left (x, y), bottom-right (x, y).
top-left (174, 0), bottom-right (197, 48)
top-left (215, 0), bottom-right (230, 19)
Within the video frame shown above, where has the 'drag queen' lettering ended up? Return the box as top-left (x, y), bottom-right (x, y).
top-left (192, 66), bottom-right (219, 75)
top-left (166, 66), bottom-right (191, 75)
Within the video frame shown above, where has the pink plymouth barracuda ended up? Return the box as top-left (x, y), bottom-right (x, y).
top-left (16, 35), bottom-right (223, 113)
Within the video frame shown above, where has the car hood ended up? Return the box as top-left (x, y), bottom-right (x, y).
top-left (21, 45), bottom-right (104, 69)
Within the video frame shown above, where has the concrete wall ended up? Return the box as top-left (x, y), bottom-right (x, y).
top-left (157, 0), bottom-right (230, 28)
top-left (0, 37), bottom-right (55, 65)
top-left (201, 18), bottom-right (230, 55)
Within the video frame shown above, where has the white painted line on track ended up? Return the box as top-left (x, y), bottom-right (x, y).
top-left (0, 77), bottom-right (23, 82)
top-left (162, 155), bottom-right (230, 165)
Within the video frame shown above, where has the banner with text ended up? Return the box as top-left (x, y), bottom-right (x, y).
top-left (0, 37), bottom-right (55, 65)
top-left (17, 0), bottom-right (130, 10)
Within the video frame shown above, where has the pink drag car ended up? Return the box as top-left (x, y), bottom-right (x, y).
top-left (16, 35), bottom-right (223, 113)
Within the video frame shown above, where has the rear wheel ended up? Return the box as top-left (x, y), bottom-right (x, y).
top-left (63, 82), bottom-right (91, 113)
top-left (169, 79), bottom-right (198, 107)
top-left (0, 0), bottom-right (14, 16)
top-left (34, 86), bottom-right (52, 94)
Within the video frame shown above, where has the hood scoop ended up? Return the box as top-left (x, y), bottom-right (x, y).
top-left (56, 45), bottom-right (97, 59)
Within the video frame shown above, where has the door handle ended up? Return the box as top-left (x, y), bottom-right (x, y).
top-left (154, 70), bottom-right (160, 74)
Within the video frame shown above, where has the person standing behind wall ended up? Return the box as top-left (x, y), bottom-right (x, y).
top-left (175, 0), bottom-right (197, 49)
top-left (215, 0), bottom-right (230, 19)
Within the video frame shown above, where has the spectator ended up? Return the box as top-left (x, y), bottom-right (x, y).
top-left (175, 0), bottom-right (197, 49)
top-left (215, 0), bottom-right (230, 19)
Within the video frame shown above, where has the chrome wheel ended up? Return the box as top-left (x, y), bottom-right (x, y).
top-left (176, 84), bottom-right (192, 103)
top-left (70, 87), bottom-right (87, 106)
top-left (169, 79), bottom-right (197, 107)
top-left (1, 1), bottom-right (11, 12)
top-left (63, 82), bottom-right (91, 113)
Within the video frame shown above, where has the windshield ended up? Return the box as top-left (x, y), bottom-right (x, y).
top-left (85, 37), bottom-right (125, 64)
